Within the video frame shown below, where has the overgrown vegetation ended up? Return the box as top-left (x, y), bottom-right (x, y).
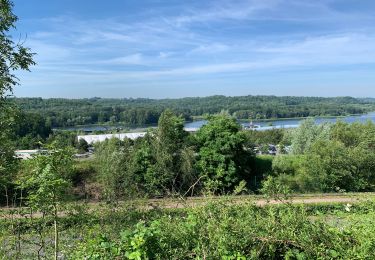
top-left (5, 112), bottom-right (375, 202)
top-left (2, 198), bottom-right (375, 259)
top-left (90, 111), bottom-right (255, 198)
top-left (271, 119), bottom-right (375, 193)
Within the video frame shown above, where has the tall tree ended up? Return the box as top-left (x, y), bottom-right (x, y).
top-left (128, 110), bottom-right (195, 197)
top-left (0, 0), bottom-right (35, 204)
top-left (22, 147), bottom-right (73, 259)
top-left (195, 114), bottom-right (254, 194)
top-left (95, 138), bottom-right (134, 201)
top-left (0, 103), bottom-right (18, 205)
top-left (153, 109), bottom-right (189, 194)
top-left (290, 118), bottom-right (331, 155)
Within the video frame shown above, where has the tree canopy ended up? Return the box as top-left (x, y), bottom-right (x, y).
top-left (12, 95), bottom-right (375, 127)
top-left (0, 0), bottom-right (35, 100)
top-left (195, 114), bottom-right (254, 194)
top-left (0, 0), bottom-right (35, 204)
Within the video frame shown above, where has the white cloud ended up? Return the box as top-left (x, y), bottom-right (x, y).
top-left (27, 40), bottom-right (71, 63)
top-left (103, 53), bottom-right (144, 65)
top-left (172, 0), bottom-right (280, 26)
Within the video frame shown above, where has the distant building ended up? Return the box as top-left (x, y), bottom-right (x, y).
top-left (77, 132), bottom-right (147, 144)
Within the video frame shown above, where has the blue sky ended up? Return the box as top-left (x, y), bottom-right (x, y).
top-left (12, 0), bottom-right (375, 98)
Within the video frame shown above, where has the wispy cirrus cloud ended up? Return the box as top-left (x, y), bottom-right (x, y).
top-left (102, 53), bottom-right (145, 65)
top-left (13, 0), bottom-right (375, 98)
top-left (171, 0), bottom-right (280, 26)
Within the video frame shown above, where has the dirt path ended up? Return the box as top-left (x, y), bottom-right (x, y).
top-left (0, 194), bottom-right (371, 219)
top-left (148, 194), bottom-right (366, 209)
top-left (255, 196), bottom-right (361, 206)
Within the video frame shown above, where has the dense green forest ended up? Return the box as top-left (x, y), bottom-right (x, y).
top-left (9, 95), bottom-right (375, 150)
top-left (13, 95), bottom-right (375, 127)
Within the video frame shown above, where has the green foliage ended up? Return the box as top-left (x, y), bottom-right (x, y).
top-left (290, 118), bottom-right (331, 154)
top-left (3, 196), bottom-right (375, 259)
top-left (195, 114), bottom-right (254, 194)
top-left (233, 180), bottom-right (248, 195)
top-left (12, 95), bottom-right (374, 127)
top-left (95, 138), bottom-right (134, 201)
top-left (148, 109), bottom-right (191, 195)
top-left (0, 104), bottom-right (19, 205)
top-left (247, 155), bottom-right (273, 190)
top-left (9, 110), bottom-right (52, 149)
top-left (0, 0), bottom-right (35, 203)
top-left (68, 201), bottom-right (375, 259)
top-left (242, 128), bottom-right (285, 146)
top-left (94, 110), bottom-right (197, 199)
top-left (271, 121), bottom-right (375, 193)
top-left (260, 176), bottom-right (291, 201)
top-left (271, 155), bottom-right (320, 193)
top-left (129, 135), bottom-right (158, 196)
top-left (15, 147), bottom-right (74, 259)
top-left (71, 221), bottom-right (158, 259)
top-left (21, 147), bottom-right (74, 211)
top-left (47, 130), bottom-right (78, 148)
top-left (72, 158), bottom-right (96, 179)
top-left (0, 0), bottom-right (35, 98)
top-left (76, 138), bottom-right (89, 153)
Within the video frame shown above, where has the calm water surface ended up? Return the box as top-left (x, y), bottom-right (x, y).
top-left (185, 112), bottom-right (375, 130)
top-left (59, 112), bottom-right (375, 132)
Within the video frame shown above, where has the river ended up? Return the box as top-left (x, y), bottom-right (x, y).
top-left (59, 112), bottom-right (375, 132)
top-left (185, 112), bottom-right (375, 131)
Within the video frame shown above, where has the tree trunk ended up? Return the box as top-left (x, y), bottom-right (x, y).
top-left (20, 188), bottom-right (23, 207)
top-left (36, 212), bottom-right (45, 260)
top-left (5, 186), bottom-right (9, 208)
top-left (54, 205), bottom-right (58, 260)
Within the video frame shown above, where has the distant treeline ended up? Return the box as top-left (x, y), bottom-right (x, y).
top-left (13, 95), bottom-right (375, 127)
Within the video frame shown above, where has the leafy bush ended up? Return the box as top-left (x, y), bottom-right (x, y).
top-left (270, 120), bottom-right (375, 193)
top-left (69, 201), bottom-right (375, 259)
